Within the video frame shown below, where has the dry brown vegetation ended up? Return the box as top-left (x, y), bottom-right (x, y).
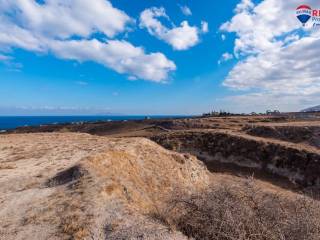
top-left (0, 163), bottom-right (15, 170)
top-left (0, 133), bottom-right (208, 239)
top-left (1, 113), bottom-right (320, 239)
top-left (153, 179), bottom-right (320, 240)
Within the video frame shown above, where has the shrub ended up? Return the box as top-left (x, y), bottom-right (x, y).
top-left (154, 179), bottom-right (320, 240)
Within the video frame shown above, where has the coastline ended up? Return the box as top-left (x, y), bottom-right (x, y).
top-left (0, 115), bottom-right (192, 131)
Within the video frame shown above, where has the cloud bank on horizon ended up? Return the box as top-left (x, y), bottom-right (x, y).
top-left (0, 0), bottom-right (320, 113)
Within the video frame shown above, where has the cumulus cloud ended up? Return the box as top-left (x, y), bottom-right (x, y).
top-left (179, 5), bottom-right (192, 16)
top-left (224, 36), bottom-right (320, 93)
top-left (234, 0), bottom-right (255, 13)
top-left (140, 7), bottom-right (207, 50)
top-left (2, 0), bottom-right (131, 39)
top-left (220, 0), bottom-right (299, 55)
top-left (220, 0), bottom-right (320, 111)
top-left (0, 0), bottom-right (176, 82)
top-left (49, 39), bottom-right (176, 82)
top-left (0, 16), bottom-right (45, 52)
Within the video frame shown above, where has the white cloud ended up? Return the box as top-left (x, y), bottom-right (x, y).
top-left (218, 52), bottom-right (233, 64)
top-left (49, 39), bottom-right (176, 82)
top-left (2, 0), bottom-right (132, 39)
top-left (223, 36), bottom-right (320, 94)
top-left (220, 0), bottom-right (320, 111)
top-left (220, 0), bottom-right (302, 55)
top-left (235, 0), bottom-right (255, 13)
top-left (140, 7), bottom-right (206, 50)
top-left (0, 16), bottom-right (45, 52)
top-left (221, 34), bottom-right (226, 41)
top-left (201, 21), bottom-right (209, 33)
top-left (0, 0), bottom-right (176, 82)
top-left (179, 5), bottom-right (192, 16)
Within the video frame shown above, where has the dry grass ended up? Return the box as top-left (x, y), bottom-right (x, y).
top-left (0, 133), bottom-right (211, 239)
top-left (59, 127), bottom-right (72, 133)
top-left (53, 181), bottom-right (93, 240)
top-left (0, 163), bottom-right (15, 170)
top-left (152, 179), bottom-right (320, 240)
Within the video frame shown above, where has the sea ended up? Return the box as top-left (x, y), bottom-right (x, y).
top-left (0, 115), bottom-right (189, 131)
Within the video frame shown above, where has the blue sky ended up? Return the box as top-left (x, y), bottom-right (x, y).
top-left (0, 0), bottom-right (319, 115)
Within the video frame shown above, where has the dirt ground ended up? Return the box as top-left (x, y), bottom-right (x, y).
top-left (0, 133), bottom-right (209, 240)
top-left (1, 115), bottom-right (320, 239)
top-left (7, 115), bottom-right (320, 146)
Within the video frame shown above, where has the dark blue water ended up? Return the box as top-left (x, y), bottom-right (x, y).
top-left (0, 115), bottom-right (189, 131)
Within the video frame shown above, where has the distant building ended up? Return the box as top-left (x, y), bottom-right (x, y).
top-left (266, 110), bottom-right (281, 116)
top-left (202, 111), bottom-right (220, 117)
top-left (202, 110), bottom-right (231, 117)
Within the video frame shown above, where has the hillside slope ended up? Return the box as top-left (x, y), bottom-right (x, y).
top-left (0, 133), bottom-right (209, 240)
top-left (301, 105), bottom-right (320, 112)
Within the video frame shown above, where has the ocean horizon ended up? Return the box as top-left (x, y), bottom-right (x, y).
top-left (0, 115), bottom-right (191, 131)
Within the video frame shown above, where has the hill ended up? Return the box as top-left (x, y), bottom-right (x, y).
top-left (301, 105), bottom-right (320, 112)
top-left (1, 116), bottom-right (320, 239)
top-left (0, 133), bottom-right (209, 239)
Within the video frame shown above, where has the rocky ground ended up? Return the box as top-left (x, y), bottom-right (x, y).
top-left (1, 115), bottom-right (320, 239)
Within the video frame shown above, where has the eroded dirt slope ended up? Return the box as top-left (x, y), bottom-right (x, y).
top-left (152, 130), bottom-right (320, 187)
top-left (243, 122), bottom-right (320, 148)
top-left (0, 133), bottom-right (209, 240)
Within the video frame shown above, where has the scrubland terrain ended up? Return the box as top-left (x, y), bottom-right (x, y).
top-left (0, 133), bottom-right (209, 239)
top-left (1, 114), bottom-right (320, 239)
top-left (9, 114), bottom-right (320, 186)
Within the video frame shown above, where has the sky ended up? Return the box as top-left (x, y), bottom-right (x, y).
top-left (0, 0), bottom-right (319, 115)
